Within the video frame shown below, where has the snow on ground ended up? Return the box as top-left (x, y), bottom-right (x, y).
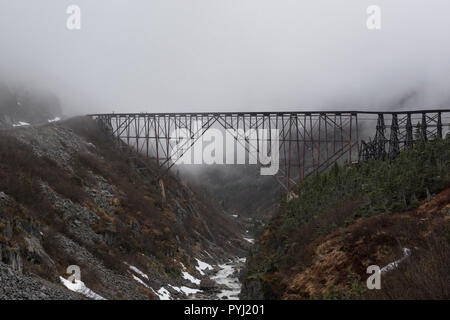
top-left (126, 257), bottom-right (245, 300)
top-left (13, 121), bottom-right (30, 127)
top-left (59, 276), bottom-right (106, 300)
top-left (180, 286), bottom-right (201, 295)
top-left (195, 258), bottom-right (213, 275)
top-left (48, 117), bottom-right (61, 123)
top-left (131, 274), bottom-right (150, 288)
top-left (148, 286), bottom-right (172, 300)
top-left (243, 237), bottom-right (255, 244)
top-left (156, 287), bottom-right (171, 300)
top-left (168, 284), bottom-right (201, 296)
top-left (126, 260), bottom-right (202, 299)
top-left (210, 260), bottom-right (242, 300)
top-left (126, 262), bottom-right (158, 295)
top-left (127, 264), bottom-right (149, 280)
top-left (168, 284), bottom-right (181, 293)
top-left (381, 248), bottom-right (411, 273)
top-left (182, 271), bottom-right (201, 285)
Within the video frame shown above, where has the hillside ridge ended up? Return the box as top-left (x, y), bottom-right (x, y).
top-left (0, 117), bottom-right (248, 299)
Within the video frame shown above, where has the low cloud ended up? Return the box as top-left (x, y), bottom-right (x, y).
top-left (0, 1), bottom-right (449, 115)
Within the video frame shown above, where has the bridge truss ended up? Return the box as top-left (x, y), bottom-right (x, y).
top-left (90, 109), bottom-right (450, 191)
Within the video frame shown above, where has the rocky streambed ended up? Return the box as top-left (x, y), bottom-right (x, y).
top-left (190, 257), bottom-right (247, 300)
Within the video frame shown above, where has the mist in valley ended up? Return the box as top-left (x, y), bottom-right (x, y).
top-left (2, 0), bottom-right (450, 216)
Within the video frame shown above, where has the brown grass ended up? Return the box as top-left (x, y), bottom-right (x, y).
top-left (0, 133), bottom-right (87, 210)
top-left (280, 188), bottom-right (450, 299)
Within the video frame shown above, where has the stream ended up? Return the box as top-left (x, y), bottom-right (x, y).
top-left (190, 257), bottom-right (247, 300)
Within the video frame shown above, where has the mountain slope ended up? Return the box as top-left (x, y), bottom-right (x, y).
top-left (242, 136), bottom-right (450, 299)
top-left (0, 117), bottom-right (246, 299)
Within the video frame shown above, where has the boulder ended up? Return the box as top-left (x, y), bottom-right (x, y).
top-left (0, 192), bottom-right (12, 208)
top-left (200, 279), bottom-right (219, 291)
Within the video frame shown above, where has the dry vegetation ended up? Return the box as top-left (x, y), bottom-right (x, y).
top-left (1, 117), bottom-right (244, 299)
top-left (243, 135), bottom-right (450, 300)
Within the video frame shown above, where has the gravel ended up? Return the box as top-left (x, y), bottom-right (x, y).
top-left (0, 262), bottom-right (82, 300)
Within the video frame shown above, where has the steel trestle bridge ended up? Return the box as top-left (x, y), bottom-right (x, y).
top-left (90, 109), bottom-right (450, 191)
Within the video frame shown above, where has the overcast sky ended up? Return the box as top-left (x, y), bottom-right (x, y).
top-left (1, 0), bottom-right (449, 115)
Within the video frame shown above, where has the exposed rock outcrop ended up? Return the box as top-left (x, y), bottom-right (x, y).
top-left (0, 117), bottom-right (246, 299)
top-left (0, 262), bottom-right (81, 300)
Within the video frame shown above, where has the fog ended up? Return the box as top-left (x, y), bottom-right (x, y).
top-left (1, 0), bottom-right (450, 115)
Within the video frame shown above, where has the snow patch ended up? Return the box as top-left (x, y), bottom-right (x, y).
top-left (132, 275), bottom-right (150, 288)
top-left (243, 237), bottom-right (255, 244)
top-left (148, 286), bottom-right (171, 300)
top-left (168, 284), bottom-right (181, 293)
top-left (60, 276), bottom-right (106, 300)
top-left (195, 258), bottom-right (213, 275)
top-left (180, 286), bottom-right (201, 295)
top-left (182, 271), bottom-right (201, 285)
top-left (156, 287), bottom-right (171, 300)
top-left (169, 284), bottom-right (201, 296)
top-left (13, 121), bottom-right (30, 127)
top-left (127, 264), bottom-right (149, 280)
top-left (48, 117), bottom-right (61, 123)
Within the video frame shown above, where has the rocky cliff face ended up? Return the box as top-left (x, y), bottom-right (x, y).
top-left (0, 262), bottom-right (82, 300)
top-left (0, 117), bottom-right (247, 299)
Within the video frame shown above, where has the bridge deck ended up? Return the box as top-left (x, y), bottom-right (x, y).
top-left (89, 108), bottom-right (450, 117)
